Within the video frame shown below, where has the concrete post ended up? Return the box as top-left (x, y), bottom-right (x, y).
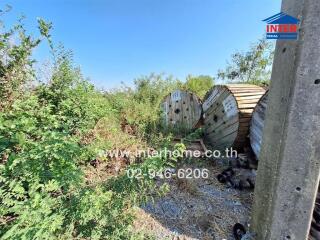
top-left (251, 0), bottom-right (320, 239)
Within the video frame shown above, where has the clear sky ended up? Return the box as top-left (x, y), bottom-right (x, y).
top-left (2, 0), bottom-right (281, 89)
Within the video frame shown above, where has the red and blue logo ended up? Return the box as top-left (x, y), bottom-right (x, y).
top-left (263, 12), bottom-right (300, 40)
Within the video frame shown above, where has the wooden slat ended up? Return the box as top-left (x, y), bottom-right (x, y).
top-left (237, 99), bottom-right (264, 104)
top-left (238, 103), bottom-right (259, 109)
top-left (226, 84), bottom-right (264, 88)
top-left (234, 92), bottom-right (266, 97)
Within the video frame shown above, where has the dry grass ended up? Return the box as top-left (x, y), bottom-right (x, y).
top-left (133, 159), bottom-right (253, 239)
top-left (83, 116), bottom-right (150, 185)
top-left (176, 177), bottom-right (200, 196)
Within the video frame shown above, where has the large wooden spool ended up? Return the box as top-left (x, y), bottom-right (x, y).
top-left (250, 91), bottom-right (269, 159)
top-left (160, 90), bottom-right (202, 131)
top-left (202, 84), bottom-right (266, 150)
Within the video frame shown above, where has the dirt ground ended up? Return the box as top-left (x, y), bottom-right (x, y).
top-left (133, 158), bottom-right (254, 240)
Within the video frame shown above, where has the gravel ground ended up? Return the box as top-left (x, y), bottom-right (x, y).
top-left (133, 159), bottom-right (254, 239)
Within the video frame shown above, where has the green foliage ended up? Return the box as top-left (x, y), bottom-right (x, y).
top-left (217, 38), bottom-right (274, 86)
top-left (36, 49), bottom-right (114, 134)
top-left (133, 73), bottom-right (182, 106)
top-left (0, 11), bottom-right (51, 110)
top-left (0, 92), bottom-right (173, 239)
top-left (185, 128), bottom-right (204, 141)
top-left (0, 181), bottom-right (67, 240)
top-left (37, 18), bottom-right (53, 49)
top-left (0, 96), bottom-right (83, 188)
top-left (105, 73), bottom-right (182, 142)
top-left (0, 12), bottom-right (177, 239)
top-left (0, 96), bottom-right (82, 239)
top-left (183, 75), bottom-right (214, 99)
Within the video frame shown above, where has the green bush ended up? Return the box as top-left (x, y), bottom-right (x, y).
top-left (105, 74), bottom-right (182, 143)
top-left (0, 93), bottom-right (177, 239)
top-left (183, 75), bottom-right (214, 99)
top-left (36, 51), bottom-right (114, 135)
top-left (0, 16), bottom-right (179, 239)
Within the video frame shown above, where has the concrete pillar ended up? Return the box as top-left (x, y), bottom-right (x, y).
top-left (251, 0), bottom-right (320, 239)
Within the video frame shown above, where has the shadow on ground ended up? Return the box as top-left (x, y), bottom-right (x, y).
top-left (134, 160), bottom-right (253, 240)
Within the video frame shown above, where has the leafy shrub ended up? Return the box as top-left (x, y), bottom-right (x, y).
top-left (0, 93), bottom-right (177, 239)
top-left (0, 8), bottom-right (190, 240)
top-left (105, 74), bottom-right (182, 142)
top-left (0, 11), bottom-right (51, 110)
top-left (0, 95), bottom-right (82, 239)
top-left (183, 75), bottom-right (214, 99)
top-left (36, 50), bottom-right (113, 134)
top-left (0, 15), bottom-right (180, 238)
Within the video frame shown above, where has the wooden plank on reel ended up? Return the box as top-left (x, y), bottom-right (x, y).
top-left (202, 84), bottom-right (266, 150)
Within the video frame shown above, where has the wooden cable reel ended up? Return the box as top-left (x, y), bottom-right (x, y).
top-left (160, 90), bottom-right (202, 132)
top-left (202, 84), bottom-right (266, 150)
top-left (250, 91), bottom-right (269, 159)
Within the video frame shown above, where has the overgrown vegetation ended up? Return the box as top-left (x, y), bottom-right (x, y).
top-left (0, 7), bottom-right (274, 240)
top-left (0, 12), bottom-right (186, 240)
top-left (183, 75), bottom-right (214, 99)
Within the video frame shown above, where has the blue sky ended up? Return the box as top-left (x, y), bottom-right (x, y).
top-left (2, 0), bottom-right (281, 89)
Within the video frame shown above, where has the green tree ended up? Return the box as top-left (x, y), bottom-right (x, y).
top-left (0, 7), bottom-right (52, 110)
top-left (183, 75), bottom-right (214, 99)
top-left (217, 38), bottom-right (274, 86)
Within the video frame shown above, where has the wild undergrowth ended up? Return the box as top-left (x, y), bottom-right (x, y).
top-left (0, 13), bottom-right (185, 239)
